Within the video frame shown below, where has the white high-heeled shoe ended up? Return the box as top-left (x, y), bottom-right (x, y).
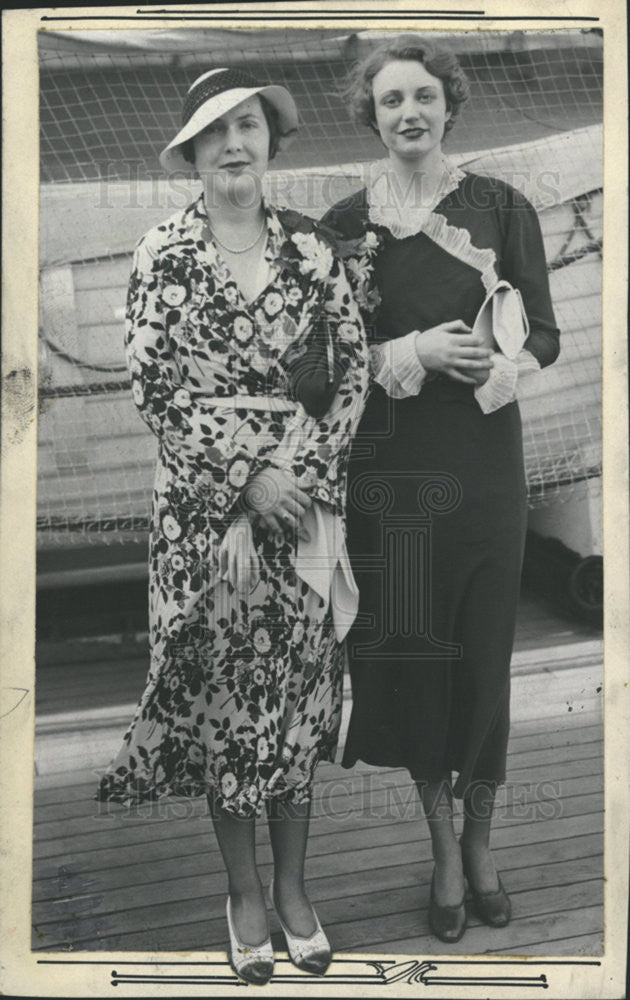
top-left (268, 879), bottom-right (332, 976)
top-left (226, 896), bottom-right (274, 985)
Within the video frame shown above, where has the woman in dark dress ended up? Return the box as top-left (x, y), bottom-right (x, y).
top-left (322, 36), bottom-right (560, 943)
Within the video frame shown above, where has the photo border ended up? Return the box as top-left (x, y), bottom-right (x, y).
top-left (1, 3), bottom-right (628, 997)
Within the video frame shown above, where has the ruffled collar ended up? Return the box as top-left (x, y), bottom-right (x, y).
top-left (367, 156), bottom-right (466, 239)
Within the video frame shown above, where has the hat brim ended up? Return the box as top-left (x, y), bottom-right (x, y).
top-left (159, 84), bottom-right (298, 174)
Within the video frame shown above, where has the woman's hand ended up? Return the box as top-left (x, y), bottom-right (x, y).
top-left (243, 468), bottom-right (312, 541)
top-left (456, 366), bottom-right (491, 387)
top-left (217, 515), bottom-right (259, 593)
top-left (414, 321), bottom-right (494, 385)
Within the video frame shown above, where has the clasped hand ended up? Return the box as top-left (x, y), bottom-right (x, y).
top-left (414, 320), bottom-right (494, 385)
top-left (243, 467), bottom-right (312, 542)
top-left (217, 468), bottom-right (312, 592)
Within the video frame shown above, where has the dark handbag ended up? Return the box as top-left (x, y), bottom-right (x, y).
top-left (285, 319), bottom-right (346, 419)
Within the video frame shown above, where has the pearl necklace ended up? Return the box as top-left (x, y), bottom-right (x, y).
top-left (208, 215), bottom-right (267, 255)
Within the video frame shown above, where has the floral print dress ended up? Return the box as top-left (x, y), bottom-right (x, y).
top-left (97, 195), bottom-right (368, 818)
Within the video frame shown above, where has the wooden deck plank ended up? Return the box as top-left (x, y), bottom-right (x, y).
top-left (502, 723), bottom-right (602, 753)
top-left (32, 831), bottom-right (603, 953)
top-left (364, 906), bottom-right (603, 956)
top-left (327, 879), bottom-right (603, 948)
top-left (32, 823), bottom-right (603, 905)
top-left (32, 806), bottom-right (603, 941)
top-left (35, 757), bottom-right (602, 855)
top-left (32, 793), bottom-right (604, 885)
top-left (32, 758), bottom-right (603, 856)
top-left (503, 755), bottom-right (602, 784)
top-left (35, 777), bottom-right (603, 878)
top-left (34, 875), bottom-right (603, 953)
top-left (33, 817), bottom-right (604, 909)
top-left (32, 760), bottom-right (603, 859)
top-left (31, 701), bottom-right (604, 956)
top-left (33, 752), bottom-right (596, 836)
top-left (32, 849), bottom-right (602, 931)
top-left (325, 901), bottom-right (603, 957)
top-left (32, 761), bottom-right (604, 832)
top-left (32, 847), bottom-right (604, 948)
top-left (498, 710), bottom-right (601, 739)
top-left (32, 829), bottom-right (603, 911)
top-left (32, 775), bottom-right (603, 852)
top-left (499, 932), bottom-right (603, 956)
top-left (33, 731), bottom-right (602, 833)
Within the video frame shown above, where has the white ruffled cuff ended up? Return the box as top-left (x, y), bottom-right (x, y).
top-left (474, 353), bottom-right (519, 414)
top-left (370, 331), bottom-right (427, 399)
top-left (515, 349), bottom-right (542, 378)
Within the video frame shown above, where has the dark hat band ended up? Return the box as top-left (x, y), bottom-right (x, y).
top-left (182, 68), bottom-right (261, 127)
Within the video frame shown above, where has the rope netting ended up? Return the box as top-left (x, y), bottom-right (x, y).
top-left (37, 28), bottom-right (603, 546)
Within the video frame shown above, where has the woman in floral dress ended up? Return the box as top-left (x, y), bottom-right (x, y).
top-left (97, 68), bottom-right (368, 981)
top-left (323, 36), bottom-right (559, 944)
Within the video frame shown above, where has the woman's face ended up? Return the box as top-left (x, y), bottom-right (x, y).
top-left (372, 58), bottom-right (451, 163)
top-left (193, 95), bottom-right (270, 204)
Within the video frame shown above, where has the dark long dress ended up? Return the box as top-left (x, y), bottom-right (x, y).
top-left (323, 171), bottom-right (560, 796)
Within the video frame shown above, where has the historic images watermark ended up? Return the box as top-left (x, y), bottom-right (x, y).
top-left (92, 161), bottom-right (565, 216)
top-left (93, 773), bottom-right (562, 823)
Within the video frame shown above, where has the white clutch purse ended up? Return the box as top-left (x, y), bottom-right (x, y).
top-left (471, 280), bottom-right (530, 360)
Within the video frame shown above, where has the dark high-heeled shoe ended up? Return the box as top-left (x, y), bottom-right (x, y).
top-left (461, 853), bottom-right (512, 928)
top-left (428, 869), bottom-right (467, 944)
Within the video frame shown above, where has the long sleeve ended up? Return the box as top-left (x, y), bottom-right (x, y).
top-left (474, 184), bottom-right (560, 414)
top-left (126, 240), bottom-right (265, 517)
top-left (268, 256), bottom-right (369, 509)
top-left (474, 348), bottom-right (541, 414)
top-left (500, 185), bottom-right (560, 369)
top-left (370, 331), bottom-right (428, 399)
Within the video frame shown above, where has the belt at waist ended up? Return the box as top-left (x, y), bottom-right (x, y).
top-left (190, 393), bottom-right (298, 413)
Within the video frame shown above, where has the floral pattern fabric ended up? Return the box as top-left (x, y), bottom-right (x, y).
top-left (97, 195), bottom-right (368, 818)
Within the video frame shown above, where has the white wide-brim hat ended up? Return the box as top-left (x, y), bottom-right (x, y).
top-left (160, 66), bottom-right (299, 173)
